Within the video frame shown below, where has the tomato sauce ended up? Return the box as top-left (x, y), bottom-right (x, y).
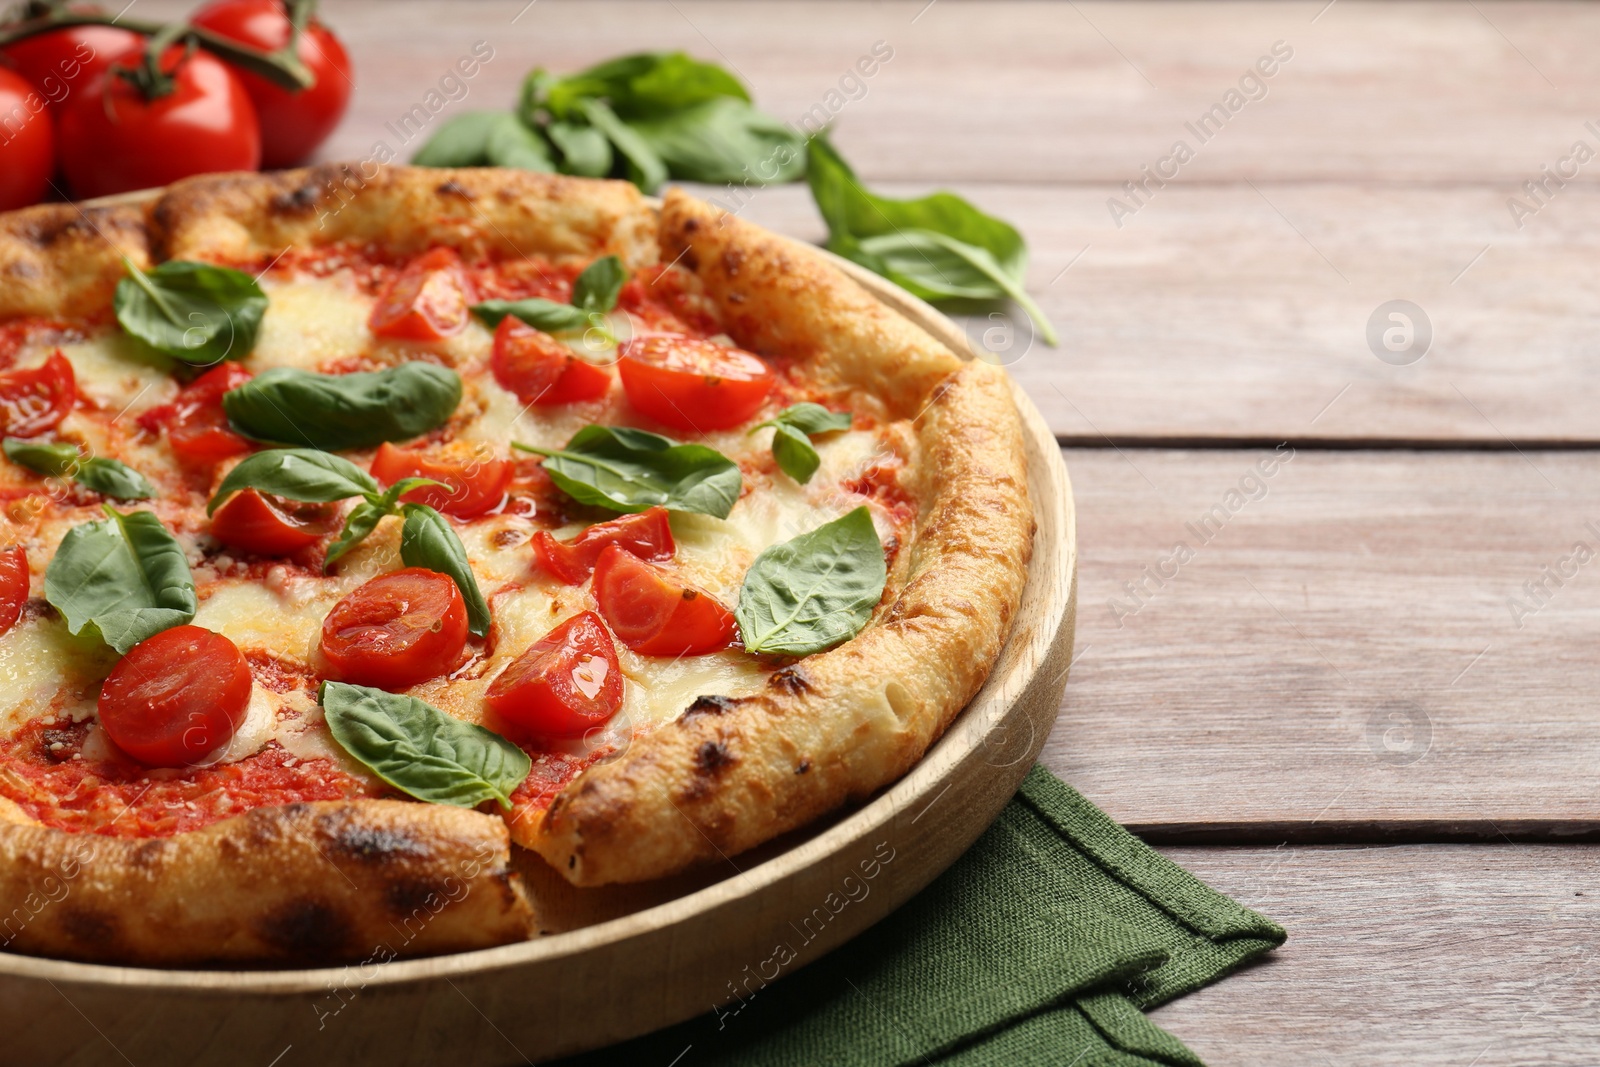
top-left (0, 719), bottom-right (378, 838)
top-left (509, 744), bottom-right (616, 815)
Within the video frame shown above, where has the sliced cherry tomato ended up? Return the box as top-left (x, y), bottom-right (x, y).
top-left (211, 487), bottom-right (334, 557)
top-left (1, 23), bottom-right (143, 102)
top-left (137, 362), bottom-right (253, 466)
top-left (370, 440), bottom-right (510, 519)
top-left (0, 546), bottom-right (28, 638)
top-left (618, 334), bottom-right (774, 433)
top-left (191, 0), bottom-right (352, 168)
top-left (320, 568), bottom-right (468, 690)
top-left (485, 611), bottom-right (622, 739)
top-left (97, 625), bottom-right (252, 767)
top-left (0, 67), bottom-right (53, 212)
top-left (57, 43), bottom-right (260, 200)
top-left (533, 507), bottom-right (674, 585)
top-left (490, 316), bottom-right (612, 406)
top-left (592, 544), bottom-right (736, 656)
top-left (368, 248), bottom-right (475, 341)
top-left (0, 351), bottom-right (75, 438)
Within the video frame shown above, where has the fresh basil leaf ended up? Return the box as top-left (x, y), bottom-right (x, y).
top-left (114, 259), bottom-right (269, 366)
top-left (571, 256), bottom-right (626, 314)
top-left (517, 425), bottom-right (741, 518)
top-left (3, 438), bottom-right (153, 500)
top-left (324, 498), bottom-right (387, 570)
top-left (805, 136), bottom-right (1057, 346)
top-left (399, 503), bottom-right (490, 637)
top-left (469, 297), bottom-right (589, 334)
top-left (411, 110), bottom-right (505, 167)
top-left (320, 681), bottom-right (530, 808)
top-left (736, 506), bottom-right (886, 656)
top-left (485, 113), bottom-right (556, 172)
top-left (770, 423), bottom-right (821, 484)
top-left (543, 52), bottom-right (748, 120)
top-left (630, 97), bottom-right (805, 185)
top-left (44, 506), bottom-right (197, 654)
top-left (208, 448), bottom-right (379, 515)
top-left (547, 119), bottom-right (613, 177)
top-left (578, 98), bottom-right (668, 193)
top-left (766, 402), bottom-right (852, 437)
top-left (222, 363), bottom-right (462, 452)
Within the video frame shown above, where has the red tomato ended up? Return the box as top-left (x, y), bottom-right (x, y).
top-left (591, 544), bottom-right (736, 656)
top-left (97, 625), bottom-right (252, 767)
top-left (368, 248), bottom-right (474, 341)
top-left (190, 0), bottom-right (351, 168)
top-left (137, 362), bottom-right (253, 466)
top-left (56, 43), bottom-right (259, 199)
top-left (0, 351), bottom-right (75, 438)
top-left (369, 440), bottom-right (510, 519)
top-left (490, 317), bottom-right (612, 406)
top-left (0, 546), bottom-right (28, 638)
top-left (485, 611), bottom-right (622, 739)
top-left (211, 487), bottom-right (333, 556)
top-left (1, 24), bottom-right (143, 101)
top-left (533, 507), bottom-right (674, 585)
top-left (320, 568), bottom-right (468, 690)
top-left (0, 67), bottom-right (53, 211)
top-left (618, 334), bottom-right (774, 433)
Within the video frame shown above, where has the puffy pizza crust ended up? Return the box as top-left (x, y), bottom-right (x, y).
top-left (0, 202), bottom-right (150, 320)
top-left (526, 192), bottom-right (1034, 885)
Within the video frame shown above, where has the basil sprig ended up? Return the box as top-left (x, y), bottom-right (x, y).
top-left (319, 681), bottom-right (530, 808)
top-left (221, 363), bottom-right (462, 452)
top-left (44, 506), bottom-right (197, 654)
top-left (806, 136), bottom-right (1057, 347)
top-left (736, 506), bottom-right (886, 657)
top-left (470, 255), bottom-right (626, 341)
top-left (516, 425), bottom-right (741, 519)
top-left (751, 404), bottom-right (852, 485)
top-left (3, 439), bottom-right (153, 500)
top-left (114, 259), bottom-right (269, 365)
top-left (413, 52), bottom-right (802, 194)
top-left (209, 448), bottom-right (490, 634)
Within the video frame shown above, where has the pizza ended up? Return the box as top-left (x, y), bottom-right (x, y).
top-left (0, 165), bottom-right (1033, 966)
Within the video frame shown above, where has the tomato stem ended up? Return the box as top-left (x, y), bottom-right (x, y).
top-left (0, 7), bottom-right (316, 92)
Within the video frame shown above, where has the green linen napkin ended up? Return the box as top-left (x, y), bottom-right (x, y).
top-left (561, 766), bottom-right (1285, 1066)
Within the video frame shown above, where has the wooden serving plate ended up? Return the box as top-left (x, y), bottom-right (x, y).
top-left (0, 212), bottom-right (1076, 1065)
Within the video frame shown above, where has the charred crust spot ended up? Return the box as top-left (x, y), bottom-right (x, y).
top-left (768, 666), bottom-right (812, 694)
top-left (679, 695), bottom-right (742, 724)
top-left (436, 180), bottom-right (474, 200)
top-left (683, 218), bottom-right (700, 234)
top-left (131, 839), bottom-right (169, 869)
top-left (386, 877), bottom-right (448, 917)
top-left (321, 817), bottom-right (430, 863)
top-left (695, 740), bottom-right (733, 775)
top-left (258, 899), bottom-right (351, 957)
top-left (568, 855), bottom-right (576, 870)
top-left (270, 181), bottom-right (322, 215)
top-left (60, 906), bottom-right (116, 946)
top-left (796, 760), bottom-right (811, 775)
top-left (728, 291), bottom-right (746, 304)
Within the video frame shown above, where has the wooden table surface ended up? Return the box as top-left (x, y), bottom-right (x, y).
top-left (135, 2), bottom-right (1600, 1063)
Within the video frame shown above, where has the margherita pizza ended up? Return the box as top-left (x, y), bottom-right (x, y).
top-left (0, 165), bottom-right (1032, 965)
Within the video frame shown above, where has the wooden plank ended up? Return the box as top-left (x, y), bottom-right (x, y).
top-left (728, 182), bottom-right (1600, 444)
top-left (1150, 844), bottom-right (1600, 1065)
top-left (1041, 447), bottom-right (1600, 833)
top-left (294, 1), bottom-right (1600, 184)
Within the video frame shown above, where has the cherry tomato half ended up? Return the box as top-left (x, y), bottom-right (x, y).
top-left (618, 334), bottom-right (774, 433)
top-left (370, 440), bottom-right (510, 519)
top-left (592, 544), bottom-right (736, 657)
top-left (0, 67), bottom-right (54, 212)
top-left (191, 0), bottom-right (351, 168)
top-left (97, 625), bottom-right (252, 767)
top-left (57, 43), bottom-right (260, 199)
top-left (486, 611), bottom-right (622, 739)
top-left (533, 507), bottom-right (675, 585)
top-left (490, 316), bottom-right (612, 406)
top-left (1, 24), bottom-right (143, 102)
top-left (137, 362), bottom-right (253, 467)
top-left (369, 248), bottom-right (474, 341)
top-left (0, 546), bottom-right (28, 638)
top-left (0, 351), bottom-right (75, 438)
top-left (211, 487), bottom-right (334, 556)
top-left (320, 568), bottom-right (468, 690)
